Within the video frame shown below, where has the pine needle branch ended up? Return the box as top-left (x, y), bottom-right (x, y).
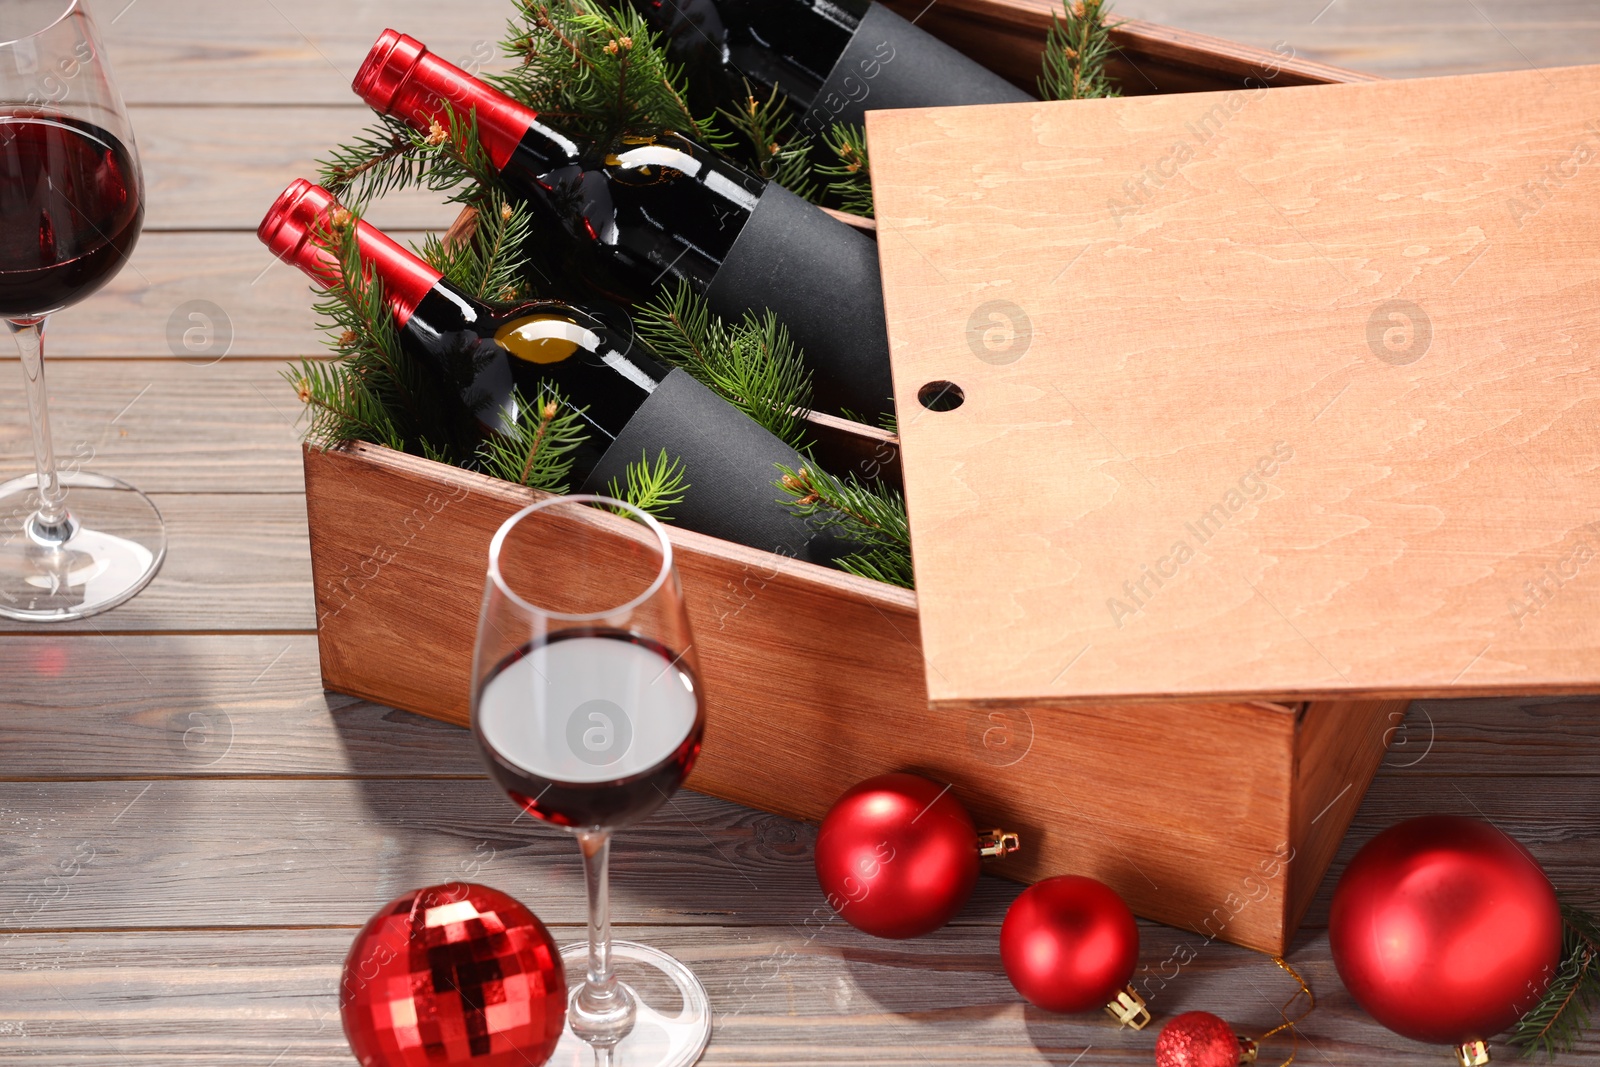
top-left (1512, 901), bottom-right (1600, 1059)
top-left (635, 280), bottom-right (813, 449)
top-left (814, 122), bottom-right (874, 217)
top-left (720, 81), bottom-right (818, 198)
top-left (777, 464), bottom-right (913, 588)
top-left (475, 387), bottom-right (589, 491)
top-left (493, 1), bottom-right (727, 148)
top-left (606, 449), bottom-right (690, 520)
top-left (1039, 0), bottom-right (1122, 101)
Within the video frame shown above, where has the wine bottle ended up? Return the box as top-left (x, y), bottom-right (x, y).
top-left (628, 0), bottom-right (1032, 143)
top-left (259, 178), bottom-right (848, 565)
top-left (353, 29), bottom-right (895, 421)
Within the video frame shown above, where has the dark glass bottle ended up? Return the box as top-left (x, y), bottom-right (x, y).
top-left (354, 29), bottom-right (895, 421)
top-left (259, 179), bottom-right (846, 565)
top-left (628, 0), bottom-right (1032, 143)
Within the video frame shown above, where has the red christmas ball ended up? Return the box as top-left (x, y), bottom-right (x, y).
top-left (1001, 875), bottom-right (1139, 1013)
top-left (341, 883), bottom-right (565, 1067)
top-left (815, 773), bottom-right (981, 938)
top-left (1329, 815), bottom-right (1563, 1046)
top-left (1155, 1012), bottom-right (1245, 1067)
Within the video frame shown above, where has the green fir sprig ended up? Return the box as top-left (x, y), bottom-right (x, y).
top-left (721, 81), bottom-right (817, 198)
top-left (777, 464), bottom-right (913, 588)
top-left (1039, 0), bottom-right (1122, 101)
top-left (493, 0), bottom-right (727, 149)
top-left (814, 122), bottom-right (874, 217)
top-left (475, 387), bottom-right (589, 491)
top-left (635, 280), bottom-right (813, 451)
top-left (1512, 901), bottom-right (1600, 1059)
top-left (606, 449), bottom-right (690, 520)
top-left (318, 103), bottom-right (501, 210)
top-left (416, 192), bottom-right (540, 304)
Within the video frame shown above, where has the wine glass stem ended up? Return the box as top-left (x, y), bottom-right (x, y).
top-left (570, 828), bottom-right (636, 1045)
top-left (10, 317), bottom-right (72, 540)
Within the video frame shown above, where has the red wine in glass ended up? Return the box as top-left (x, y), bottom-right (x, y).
top-left (475, 628), bottom-right (705, 830)
top-left (0, 113), bottom-right (143, 318)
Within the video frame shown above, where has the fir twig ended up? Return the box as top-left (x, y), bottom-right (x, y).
top-left (720, 81), bottom-right (817, 198)
top-left (493, 1), bottom-right (727, 148)
top-left (415, 191), bottom-right (540, 303)
top-left (476, 387), bottom-right (589, 491)
top-left (777, 464), bottom-right (913, 588)
top-left (1039, 0), bottom-right (1122, 101)
top-left (606, 449), bottom-right (689, 520)
top-left (319, 103), bottom-right (501, 210)
top-left (1512, 901), bottom-right (1600, 1059)
top-left (635, 280), bottom-right (813, 450)
top-left (814, 122), bottom-right (874, 217)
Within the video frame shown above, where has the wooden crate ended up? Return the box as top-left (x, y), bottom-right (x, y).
top-left (304, 8), bottom-right (1387, 955)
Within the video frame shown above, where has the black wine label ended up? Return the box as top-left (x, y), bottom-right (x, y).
top-left (580, 368), bottom-right (851, 565)
top-left (801, 1), bottom-right (1033, 138)
top-left (705, 182), bottom-right (894, 419)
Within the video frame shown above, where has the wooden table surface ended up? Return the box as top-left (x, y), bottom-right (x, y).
top-left (1, 1), bottom-right (1596, 1063)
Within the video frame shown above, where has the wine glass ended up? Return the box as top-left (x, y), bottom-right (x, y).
top-left (0, 0), bottom-right (164, 621)
top-left (472, 495), bottom-right (712, 1067)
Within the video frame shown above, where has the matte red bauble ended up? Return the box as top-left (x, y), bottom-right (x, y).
top-left (1155, 1012), bottom-right (1257, 1067)
top-left (1329, 815), bottom-right (1562, 1050)
top-left (814, 773), bottom-right (1016, 939)
top-left (341, 883), bottom-right (565, 1067)
top-left (1001, 875), bottom-right (1143, 1020)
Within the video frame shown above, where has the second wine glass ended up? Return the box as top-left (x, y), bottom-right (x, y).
top-left (472, 495), bottom-right (711, 1067)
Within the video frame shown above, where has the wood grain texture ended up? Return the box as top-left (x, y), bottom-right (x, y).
top-left (0, 360), bottom-right (306, 492)
top-left (6, 925), bottom-right (1595, 1065)
top-left (0, 495), bottom-right (312, 634)
top-left (869, 64), bottom-right (1600, 708)
top-left (303, 441), bottom-right (1412, 954)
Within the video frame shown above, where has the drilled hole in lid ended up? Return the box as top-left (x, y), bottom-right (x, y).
top-left (918, 381), bottom-right (965, 411)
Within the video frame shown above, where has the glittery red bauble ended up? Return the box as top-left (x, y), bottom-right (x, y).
top-left (814, 773), bottom-right (980, 939)
top-left (1329, 815), bottom-right (1563, 1046)
top-left (1000, 875), bottom-right (1139, 1013)
top-left (341, 883), bottom-right (565, 1067)
top-left (1155, 1012), bottom-right (1243, 1067)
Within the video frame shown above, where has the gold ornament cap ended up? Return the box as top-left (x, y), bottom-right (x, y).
top-left (1103, 985), bottom-right (1152, 1030)
top-left (1236, 1035), bottom-right (1259, 1065)
top-left (977, 829), bottom-right (1020, 858)
top-left (1456, 1040), bottom-right (1490, 1067)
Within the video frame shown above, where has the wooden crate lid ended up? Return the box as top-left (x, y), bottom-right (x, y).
top-left (867, 64), bottom-right (1600, 708)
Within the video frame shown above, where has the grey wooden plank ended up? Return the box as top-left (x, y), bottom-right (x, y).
top-left (1, 926), bottom-right (1594, 1065)
top-left (1115, 0), bottom-right (1600, 79)
top-left (133, 105), bottom-right (467, 233)
top-left (40, 232), bottom-right (369, 359)
top-left (0, 771), bottom-right (1592, 932)
top-left (0, 636), bottom-right (483, 779)
top-left (0, 360), bottom-right (306, 494)
top-left (90, 0), bottom-right (517, 107)
top-left (4, 643), bottom-right (1599, 783)
top-left (0, 495), bottom-right (312, 634)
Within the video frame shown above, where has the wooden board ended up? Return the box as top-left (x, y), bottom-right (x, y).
top-left (869, 63), bottom-right (1600, 709)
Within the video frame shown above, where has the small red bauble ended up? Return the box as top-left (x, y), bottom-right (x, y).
top-left (341, 883), bottom-right (565, 1067)
top-left (1155, 1012), bottom-right (1254, 1067)
top-left (815, 773), bottom-right (1004, 939)
top-left (1329, 815), bottom-right (1563, 1048)
top-left (1001, 875), bottom-right (1140, 1015)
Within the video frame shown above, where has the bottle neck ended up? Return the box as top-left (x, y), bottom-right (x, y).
top-left (354, 31), bottom-right (553, 171)
top-left (283, 218), bottom-right (448, 327)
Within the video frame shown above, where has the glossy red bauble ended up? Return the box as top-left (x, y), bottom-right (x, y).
top-left (814, 773), bottom-right (981, 939)
top-left (1329, 815), bottom-right (1563, 1046)
top-left (341, 883), bottom-right (565, 1067)
top-left (1155, 1012), bottom-right (1247, 1067)
top-left (1000, 875), bottom-right (1139, 1013)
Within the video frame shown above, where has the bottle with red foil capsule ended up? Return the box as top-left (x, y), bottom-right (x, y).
top-left (259, 179), bottom-right (847, 565)
top-left (627, 0), bottom-right (1032, 145)
top-left (352, 29), bottom-right (895, 421)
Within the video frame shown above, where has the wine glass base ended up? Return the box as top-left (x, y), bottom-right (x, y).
top-left (0, 470), bottom-right (166, 622)
top-left (551, 940), bottom-right (711, 1067)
